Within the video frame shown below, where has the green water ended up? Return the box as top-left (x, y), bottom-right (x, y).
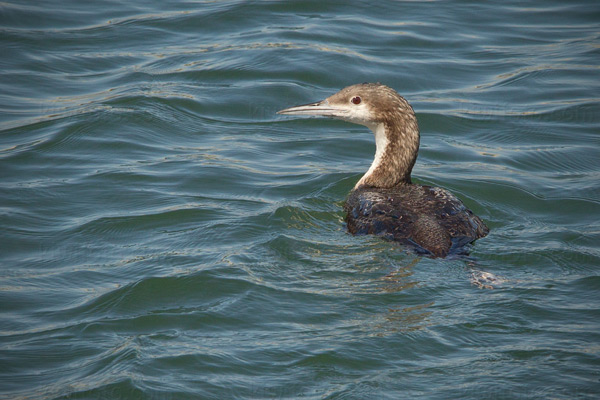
top-left (1, 1), bottom-right (599, 399)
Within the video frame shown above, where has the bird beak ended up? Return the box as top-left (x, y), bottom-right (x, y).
top-left (277, 100), bottom-right (347, 118)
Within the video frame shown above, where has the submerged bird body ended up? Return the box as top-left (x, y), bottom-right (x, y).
top-left (345, 184), bottom-right (488, 257)
top-left (278, 83), bottom-right (488, 257)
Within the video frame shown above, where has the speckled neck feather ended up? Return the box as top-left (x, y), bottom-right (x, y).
top-left (354, 85), bottom-right (420, 189)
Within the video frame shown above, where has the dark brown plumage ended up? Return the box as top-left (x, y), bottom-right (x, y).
top-left (278, 83), bottom-right (488, 257)
top-left (344, 185), bottom-right (488, 257)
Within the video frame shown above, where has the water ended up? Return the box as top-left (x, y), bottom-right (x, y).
top-left (1, 0), bottom-right (599, 398)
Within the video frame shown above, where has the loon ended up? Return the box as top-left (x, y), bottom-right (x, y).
top-left (277, 83), bottom-right (488, 257)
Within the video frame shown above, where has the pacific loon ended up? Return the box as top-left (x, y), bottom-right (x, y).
top-left (278, 83), bottom-right (488, 257)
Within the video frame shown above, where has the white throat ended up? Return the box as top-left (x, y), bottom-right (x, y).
top-left (355, 122), bottom-right (388, 189)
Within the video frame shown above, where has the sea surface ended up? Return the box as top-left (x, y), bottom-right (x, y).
top-left (1, 1), bottom-right (599, 399)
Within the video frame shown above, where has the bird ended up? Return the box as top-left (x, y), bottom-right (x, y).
top-left (277, 83), bottom-right (488, 257)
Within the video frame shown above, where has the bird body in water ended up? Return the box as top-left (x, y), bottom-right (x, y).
top-left (278, 83), bottom-right (488, 257)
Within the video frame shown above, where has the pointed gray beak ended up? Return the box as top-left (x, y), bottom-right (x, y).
top-left (277, 100), bottom-right (347, 118)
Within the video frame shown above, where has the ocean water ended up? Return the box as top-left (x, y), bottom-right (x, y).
top-left (1, 0), bottom-right (599, 399)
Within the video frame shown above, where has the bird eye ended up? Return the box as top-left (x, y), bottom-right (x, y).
top-left (351, 96), bottom-right (361, 105)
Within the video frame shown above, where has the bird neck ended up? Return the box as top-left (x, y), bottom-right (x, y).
top-left (354, 116), bottom-right (420, 189)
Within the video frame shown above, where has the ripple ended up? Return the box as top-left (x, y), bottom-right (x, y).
top-left (2, 0), bottom-right (600, 399)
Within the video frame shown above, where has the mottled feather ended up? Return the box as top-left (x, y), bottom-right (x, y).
top-left (345, 185), bottom-right (489, 257)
